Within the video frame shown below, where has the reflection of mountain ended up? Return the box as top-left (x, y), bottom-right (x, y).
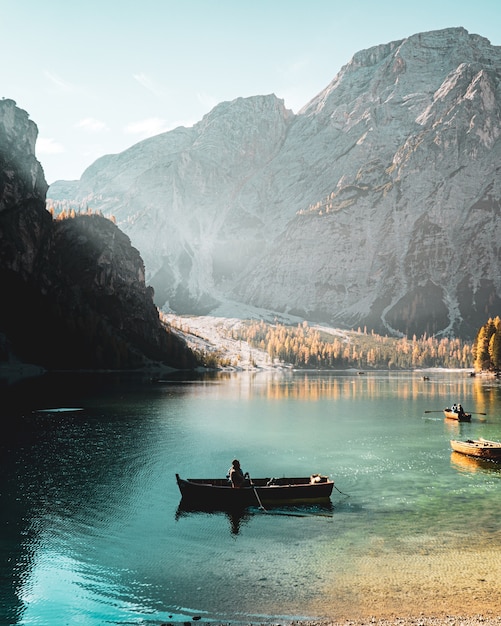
top-left (450, 451), bottom-right (501, 474)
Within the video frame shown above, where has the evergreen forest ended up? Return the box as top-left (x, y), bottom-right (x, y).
top-left (231, 320), bottom-right (474, 370)
top-left (472, 316), bottom-right (501, 372)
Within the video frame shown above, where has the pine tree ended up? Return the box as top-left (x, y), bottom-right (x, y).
top-left (473, 317), bottom-right (499, 371)
top-left (488, 317), bottom-right (501, 370)
top-left (473, 326), bottom-right (490, 371)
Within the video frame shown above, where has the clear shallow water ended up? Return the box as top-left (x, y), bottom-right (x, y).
top-left (1, 370), bottom-right (501, 624)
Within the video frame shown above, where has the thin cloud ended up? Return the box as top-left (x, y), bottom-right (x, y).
top-left (76, 117), bottom-right (109, 132)
top-left (36, 137), bottom-right (65, 155)
top-left (43, 70), bottom-right (81, 94)
top-left (133, 72), bottom-right (164, 98)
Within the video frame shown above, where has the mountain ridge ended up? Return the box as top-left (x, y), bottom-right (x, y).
top-left (48, 27), bottom-right (501, 339)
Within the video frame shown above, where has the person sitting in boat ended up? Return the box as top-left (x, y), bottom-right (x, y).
top-left (228, 459), bottom-right (249, 489)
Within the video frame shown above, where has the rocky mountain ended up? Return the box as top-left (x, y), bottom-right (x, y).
top-left (48, 28), bottom-right (501, 339)
top-left (0, 99), bottom-right (198, 374)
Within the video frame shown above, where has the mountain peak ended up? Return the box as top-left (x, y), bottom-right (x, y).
top-left (48, 28), bottom-right (501, 339)
top-left (300, 27), bottom-right (499, 119)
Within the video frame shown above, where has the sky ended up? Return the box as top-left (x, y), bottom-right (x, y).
top-left (1, 0), bottom-right (500, 184)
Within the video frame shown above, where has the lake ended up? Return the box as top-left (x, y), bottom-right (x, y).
top-left (1, 369), bottom-right (501, 624)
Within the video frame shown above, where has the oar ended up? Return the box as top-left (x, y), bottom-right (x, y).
top-left (260, 509), bottom-right (333, 519)
top-left (424, 409), bottom-right (487, 415)
top-left (248, 475), bottom-right (267, 512)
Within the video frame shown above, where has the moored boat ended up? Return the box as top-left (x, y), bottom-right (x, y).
top-left (450, 438), bottom-right (501, 460)
top-left (175, 473), bottom-right (334, 507)
top-left (444, 408), bottom-right (471, 422)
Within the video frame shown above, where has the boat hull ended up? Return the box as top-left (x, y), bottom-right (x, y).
top-left (450, 438), bottom-right (501, 460)
top-left (176, 474), bottom-right (334, 506)
top-left (450, 451), bottom-right (501, 473)
top-left (444, 409), bottom-right (471, 422)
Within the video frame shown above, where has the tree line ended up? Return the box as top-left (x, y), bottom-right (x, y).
top-left (47, 202), bottom-right (116, 223)
top-left (473, 316), bottom-right (501, 372)
top-left (231, 320), bottom-right (473, 369)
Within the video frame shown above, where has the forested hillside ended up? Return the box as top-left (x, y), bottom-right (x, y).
top-left (473, 317), bottom-right (501, 372)
top-left (230, 320), bottom-right (473, 370)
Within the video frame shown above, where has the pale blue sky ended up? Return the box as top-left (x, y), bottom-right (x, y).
top-left (1, 0), bottom-right (500, 183)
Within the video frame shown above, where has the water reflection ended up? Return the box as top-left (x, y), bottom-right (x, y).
top-left (206, 370), bottom-right (501, 412)
top-left (5, 368), bottom-right (500, 414)
top-left (450, 451), bottom-right (501, 474)
top-left (175, 501), bottom-right (253, 535)
top-left (175, 500), bottom-right (335, 535)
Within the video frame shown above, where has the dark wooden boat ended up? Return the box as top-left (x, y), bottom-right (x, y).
top-left (176, 473), bottom-right (334, 506)
top-left (450, 438), bottom-right (501, 460)
top-left (444, 408), bottom-right (471, 422)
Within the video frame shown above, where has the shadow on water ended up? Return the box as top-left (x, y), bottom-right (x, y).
top-left (450, 451), bottom-right (501, 474)
top-left (175, 499), bottom-right (337, 535)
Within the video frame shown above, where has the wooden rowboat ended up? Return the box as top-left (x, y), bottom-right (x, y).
top-left (175, 473), bottom-right (334, 507)
top-left (444, 408), bottom-right (471, 422)
top-left (450, 438), bottom-right (501, 460)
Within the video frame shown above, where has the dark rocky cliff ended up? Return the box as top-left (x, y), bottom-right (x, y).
top-left (0, 99), bottom-right (198, 373)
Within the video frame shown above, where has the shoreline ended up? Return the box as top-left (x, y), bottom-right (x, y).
top-left (305, 545), bottom-right (501, 625)
top-left (209, 612), bottom-right (501, 626)
top-left (255, 538), bottom-right (501, 626)
top-left (285, 618), bottom-right (501, 626)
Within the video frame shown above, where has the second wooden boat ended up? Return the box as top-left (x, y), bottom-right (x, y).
top-left (450, 438), bottom-right (501, 460)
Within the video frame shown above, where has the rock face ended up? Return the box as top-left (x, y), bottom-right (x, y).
top-left (0, 99), bottom-right (50, 279)
top-left (0, 99), bottom-right (197, 371)
top-left (50, 96), bottom-right (294, 314)
top-left (48, 28), bottom-right (501, 338)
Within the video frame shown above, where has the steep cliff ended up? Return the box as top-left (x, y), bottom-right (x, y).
top-left (236, 28), bottom-right (501, 338)
top-left (48, 28), bottom-right (501, 338)
top-left (0, 99), bottom-right (50, 279)
top-left (0, 100), bottom-right (198, 372)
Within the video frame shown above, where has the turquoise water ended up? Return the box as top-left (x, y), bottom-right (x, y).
top-left (1, 370), bottom-right (500, 624)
